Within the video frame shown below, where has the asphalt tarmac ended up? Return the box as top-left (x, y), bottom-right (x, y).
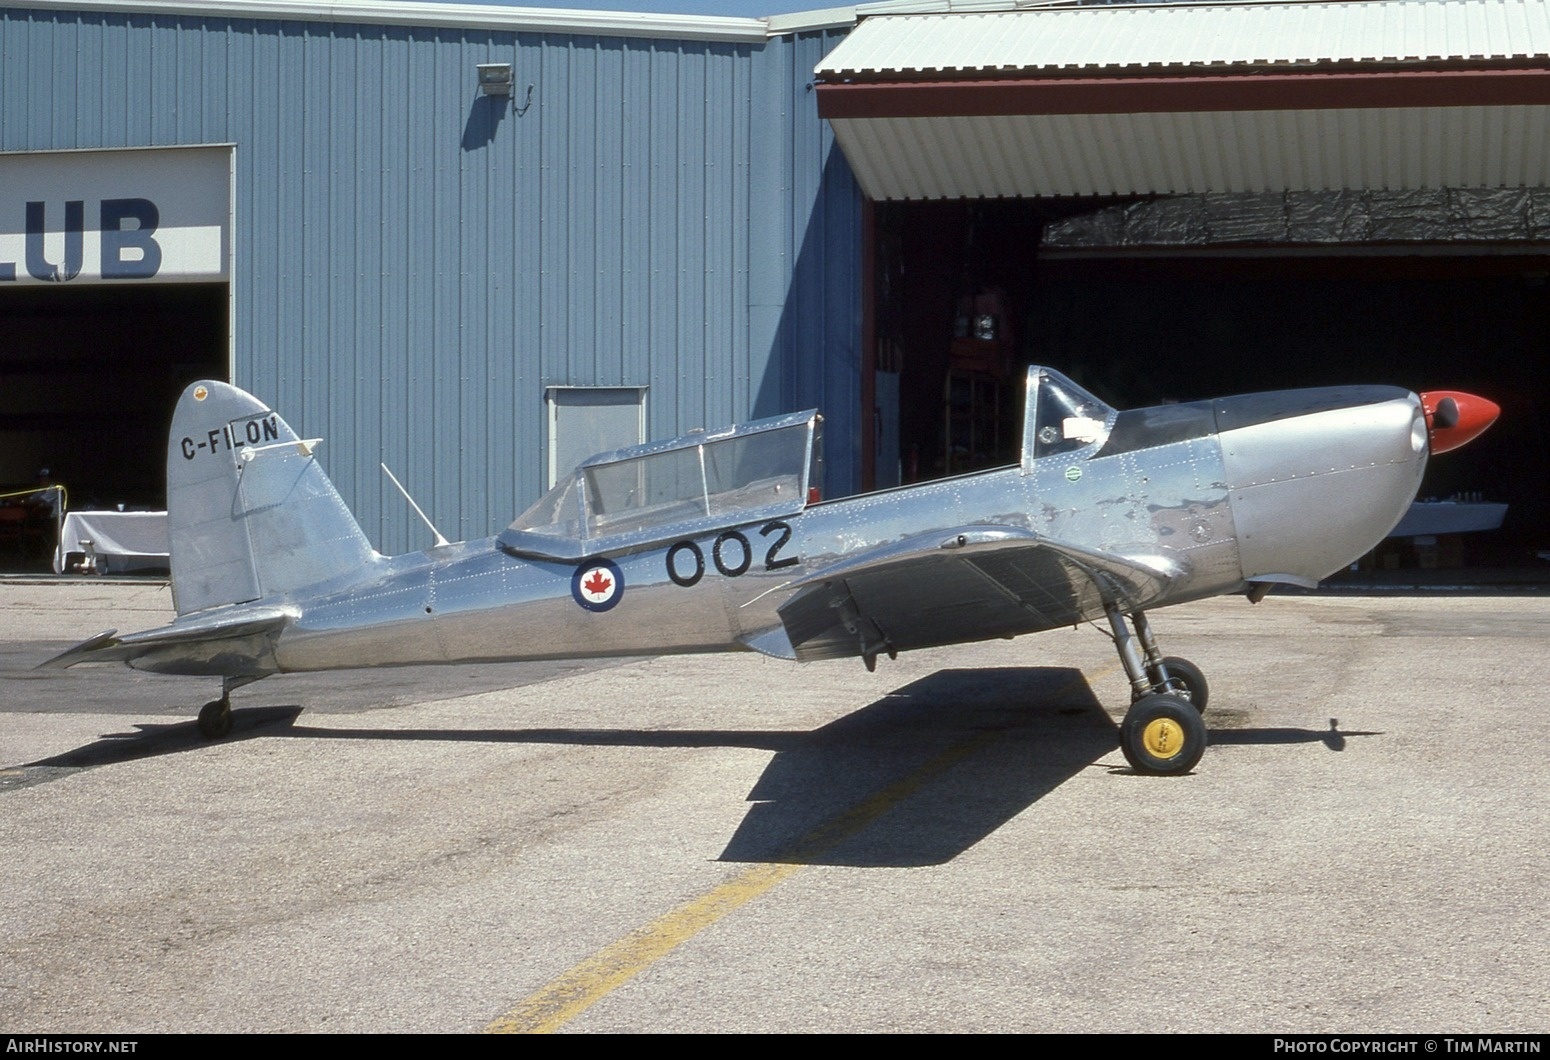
top-left (2, 579), bottom-right (1547, 1033)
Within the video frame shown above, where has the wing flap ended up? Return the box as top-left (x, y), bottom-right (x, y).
top-left (777, 525), bottom-right (1184, 663)
top-left (738, 625), bottom-right (798, 661)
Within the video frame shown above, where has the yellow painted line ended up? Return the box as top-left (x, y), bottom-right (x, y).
top-left (487, 730), bottom-right (998, 1034)
top-left (488, 663), bottom-right (1119, 1034)
top-left (486, 859), bottom-right (805, 1035)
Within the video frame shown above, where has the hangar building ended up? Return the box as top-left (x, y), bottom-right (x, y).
top-left (1, 0), bottom-right (1545, 568)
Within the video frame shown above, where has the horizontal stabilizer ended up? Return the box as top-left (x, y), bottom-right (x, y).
top-left (777, 524), bottom-right (1186, 663)
top-left (37, 608), bottom-right (291, 675)
top-left (35, 628), bottom-right (122, 669)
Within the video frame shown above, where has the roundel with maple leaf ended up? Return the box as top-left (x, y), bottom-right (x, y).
top-left (571, 558), bottom-right (624, 613)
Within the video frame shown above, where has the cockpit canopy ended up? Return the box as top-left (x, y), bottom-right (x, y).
top-left (499, 409), bottom-right (821, 560)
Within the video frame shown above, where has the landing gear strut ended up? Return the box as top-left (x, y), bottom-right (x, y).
top-left (1106, 605), bottom-right (1208, 775)
top-left (1147, 656), bottom-right (1207, 712)
top-left (194, 675), bottom-right (262, 740)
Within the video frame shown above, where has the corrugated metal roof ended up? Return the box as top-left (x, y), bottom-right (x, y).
top-left (817, 0), bottom-right (1550, 77)
top-left (828, 103), bottom-right (1550, 197)
top-left (817, 1), bottom-right (1550, 199)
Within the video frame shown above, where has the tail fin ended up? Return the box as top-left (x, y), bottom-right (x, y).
top-left (168, 381), bottom-right (378, 615)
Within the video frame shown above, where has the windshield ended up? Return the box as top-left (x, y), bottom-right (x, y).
top-left (1024, 367), bottom-right (1116, 464)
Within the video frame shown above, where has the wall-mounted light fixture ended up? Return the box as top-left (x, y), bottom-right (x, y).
top-left (476, 62), bottom-right (514, 97)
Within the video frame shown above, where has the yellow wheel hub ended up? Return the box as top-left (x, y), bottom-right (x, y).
top-left (1141, 717), bottom-right (1185, 760)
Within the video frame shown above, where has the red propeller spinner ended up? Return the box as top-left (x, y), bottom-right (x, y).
top-left (1419, 391), bottom-right (1500, 454)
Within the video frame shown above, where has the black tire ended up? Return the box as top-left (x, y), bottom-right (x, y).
top-left (197, 698), bottom-right (232, 740)
top-left (1150, 656), bottom-right (1208, 713)
top-left (1120, 694), bottom-right (1207, 775)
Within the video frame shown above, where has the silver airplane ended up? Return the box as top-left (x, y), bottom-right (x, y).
top-left (41, 366), bottom-right (1498, 775)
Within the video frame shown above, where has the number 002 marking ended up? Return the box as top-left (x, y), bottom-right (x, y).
top-left (713, 531), bottom-right (752, 577)
top-left (666, 541), bottom-right (705, 587)
top-left (758, 521), bottom-right (797, 570)
top-left (664, 520), bottom-right (797, 585)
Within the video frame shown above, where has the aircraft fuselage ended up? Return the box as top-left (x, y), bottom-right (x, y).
top-left (235, 384), bottom-right (1427, 677)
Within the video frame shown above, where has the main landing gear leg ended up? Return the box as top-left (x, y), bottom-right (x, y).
top-left (1132, 611), bottom-right (1209, 712)
top-left (1106, 604), bottom-right (1156, 703)
top-left (1105, 604), bottom-right (1208, 775)
top-left (195, 675), bottom-right (262, 740)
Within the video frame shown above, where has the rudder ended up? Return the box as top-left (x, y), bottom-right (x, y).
top-left (167, 381), bottom-right (378, 615)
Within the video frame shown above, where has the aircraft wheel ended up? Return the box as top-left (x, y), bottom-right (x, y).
top-left (197, 698), bottom-right (232, 740)
top-left (1120, 694), bottom-right (1207, 775)
top-left (1149, 656), bottom-right (1208, 713)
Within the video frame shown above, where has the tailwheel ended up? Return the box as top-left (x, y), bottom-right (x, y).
top-left (1120, 694), bottom-right (1207, 775)
top-left (197, 697), bottom-right (233, 740)
top-left (1147, 656), bottom-right (1208, 713)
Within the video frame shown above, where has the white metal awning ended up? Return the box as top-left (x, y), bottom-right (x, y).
top-left (815, 0), bottom-right (1550, 199)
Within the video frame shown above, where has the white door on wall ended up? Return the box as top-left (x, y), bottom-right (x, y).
top-left (546, 386), bottom-right (647, 486)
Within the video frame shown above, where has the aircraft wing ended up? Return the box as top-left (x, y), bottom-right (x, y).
top-left (772, 525), bottom-right (1186, 664)
top-left (36, 607), bottom-right (291, 676)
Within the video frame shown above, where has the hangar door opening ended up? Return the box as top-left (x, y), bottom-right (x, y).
top-left (870, 198), bottom-right (1547, 571)
top-left (0, 146), bottom-right (232, 573)
top-left (822, 0), bottom-right (1550, 574)
top-left (0, 284), bottom-right (228, 572)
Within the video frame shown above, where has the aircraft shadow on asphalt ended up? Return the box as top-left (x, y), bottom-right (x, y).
top-left (25, 706), bottom-right (305, 769)
top-left (19, 668), bottom-right (1378, 867)
top-left (1207, 718), bottom-right (1379, 753)
top-left (719, 666), bottom-right (1116, 867)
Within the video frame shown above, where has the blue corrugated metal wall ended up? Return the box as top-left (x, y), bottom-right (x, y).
top-left (0, 7), bottom-right (862, 553)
